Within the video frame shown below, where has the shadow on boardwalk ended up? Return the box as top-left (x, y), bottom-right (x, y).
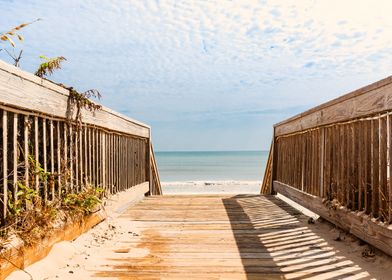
top-left (222, 194), bottom-right (373, 280)
top-left (91, 194), bottom-right (378, 279)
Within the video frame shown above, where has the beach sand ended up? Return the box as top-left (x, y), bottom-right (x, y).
top-left (162, 180), bottom-right (261, 194)
top-left (6, 181), bottom-right (392, 279)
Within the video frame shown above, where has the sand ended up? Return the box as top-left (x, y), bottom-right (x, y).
top-left (6, 181), bottom-right (392, 279)
top-left (162, 180), bottom-right (261, 194)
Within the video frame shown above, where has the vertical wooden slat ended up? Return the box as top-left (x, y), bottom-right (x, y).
top-left (387, 114), bottom-right (392, 223)
top-left (112, 134), bottom-right (115, 191)
top-left (349, 122), bottom-right (361, 210)
top-left (75, 127), bottom-right (79, 191)
top-left (3, 111), bottom-right (8, 220)
top-left (79, 129), bottom-right (83, 190)
top-left (380, 116), bottom-right (388, 221)
top-left (84, 126), bottom-right (88, 185)
top-left (107, 134), bottom-right (111, 193)
top-left (365, 120), bottom-right (372, 214)
top-left (24, 116), bottom-right (29, 188)
top-left (357, 121), bottom-right (363, 211)
top-left (109, 134), bottom-right (112, 193)
top-left (131, 138), bottom-right (134, 188)
top-left (116, 135), bottom-right (120, 192)
top-left (112, 134), bottom-right (115, 193)
top-left (389, 114), bottom-right (392, 223)
top-left (120, 136), bottom-right (123, 190)
top-left (96, 130), bottom-right (100, 187)
top-left (371, 118), bottom-right (380, 218)
top-left (315, 129), bottom-right (320, 196)
top-left (88, 127), bottom-right (92, 186)
top-left (92, 128), bottom-right (95, 187)
top-left (64, 123), bottom-right (68, 193)
top-left (43, 119), bottom-right (47, 201)
top-left (300, 134), bottom-right (306, 191)
top-left (50, 120), bottom-right (55, 200)
top-left (340, 124), bottom-right (349, 207)
top-left (34, 117), bottom-right (39, 193)
top-left (57, 121), bottom-right (61, 197)
top-left (320, 128), bottom-right (325, 197)
top-left (126, 137), bottom-right (129, 189)
top-left (337, 125), bottom-right (342, 201)
top-left (350, 123), bottom-right (354, 208)
top-left (324, 127), bottom-right (331, 199)
top-left (13, 113), bottom-right (18, 203)
top-left (70, 126), bottom-right (74, 192)
top-left (350, 123), bottom-right (355, 209)
top-left (102, 132), bottom-right (106, 189)
top-left (333, 125), bottom-right (339, 200)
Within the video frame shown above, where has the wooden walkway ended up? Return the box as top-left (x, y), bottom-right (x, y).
top-left (94, 195), bottom-right (373, 279)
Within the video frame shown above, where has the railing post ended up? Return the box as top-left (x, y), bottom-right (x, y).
top-left (147, 129), bottom-right (152, 195)
top-left (270, 127), bottom-right (277, 195)
top-left (2, 111), bottom-right (8, 223)
top-left (320, 127), bottom-right (325, 197)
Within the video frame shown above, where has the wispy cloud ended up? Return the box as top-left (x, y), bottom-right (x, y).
top-left (1, 0), bottom-right (392, 150)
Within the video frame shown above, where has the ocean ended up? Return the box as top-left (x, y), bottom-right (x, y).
top-left (155, 151), bottom-right (269, 182)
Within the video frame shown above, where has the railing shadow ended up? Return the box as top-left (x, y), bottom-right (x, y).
top-left (222, 194), bottom-right (373, 280)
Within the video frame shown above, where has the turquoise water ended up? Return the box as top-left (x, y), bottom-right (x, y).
top-left (155, 151), bottom-right (269, 182)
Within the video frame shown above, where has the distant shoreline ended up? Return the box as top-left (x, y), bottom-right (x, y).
top-left (161, 180), bottom-right (261, 194)
top-left (156, 150), bottom-right (269, 153)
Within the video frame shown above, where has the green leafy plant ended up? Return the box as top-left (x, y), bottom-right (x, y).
top-left (28, 154), bottom-right (51, 182)
top-left (62, 187), bottom-right (104, 214)
top-left (7, 183), bottom-right (37, 216)
top-left (35, 55), bottom-right (67, 78)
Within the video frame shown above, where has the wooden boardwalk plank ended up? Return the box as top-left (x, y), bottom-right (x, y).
top-left (92, 194), bottom-right (374, 279)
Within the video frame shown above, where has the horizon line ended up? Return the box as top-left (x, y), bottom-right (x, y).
top-left (155, 150), bottom-right (269, 153)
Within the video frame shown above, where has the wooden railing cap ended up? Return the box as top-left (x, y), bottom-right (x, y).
top-left (273, 75), bottom-right (392, 136)
top-left (274, 75), bottom-right (392, 128)
top-left (0, 59), bottom-right (151, 131)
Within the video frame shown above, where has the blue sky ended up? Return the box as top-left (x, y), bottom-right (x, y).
top-left (1, 0), bottom-right (392, 151)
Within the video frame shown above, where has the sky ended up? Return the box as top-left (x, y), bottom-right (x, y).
top-left (1, 0), bottom-right (392, 151)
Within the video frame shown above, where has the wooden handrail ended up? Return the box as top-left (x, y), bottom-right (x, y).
top-left (274, 75), bottom-right (392, 136)
top-left (260, 141), bottom-right (273, 194)
top-left (0, 60), bottom-right (159, 225)
top-left (150, 143), bottom-right (162, 195)
top-left (268, 75), bottom-right (392, 256)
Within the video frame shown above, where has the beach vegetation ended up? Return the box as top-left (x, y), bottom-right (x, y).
top-left (35, 55), bottom-right (67, 78)
top-left (1, 19), bottom-right (40, 66)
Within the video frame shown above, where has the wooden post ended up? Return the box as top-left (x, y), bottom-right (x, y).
top-left (102, 132), bottom-right (106, 189)
top-left (43, 119), bottom-right (47, 201)
top-left (79, 129), bottom-right (83, 190)
top-left (34, 117), bottom-right (39, 193)
top-left (320, 127), bottom-right (325, 197)
top-left (50, 120), bottom-right (55, 200)
top-left (57, 121), bottom-right (61, 197)
top-left (13, 113), bottom-right (18, 203)
top-left (24, 116), bottom-right (29, 188)
top-left (148, 129), bottom-right (152, 195)
top-left (270, 128), bottom-right (277, 195)
top-left (64, 123), bottom-right (68, 192)
top-left (75, 126), bottom-right (79, 191)
top-left (2, 111), bottom-right (8, 221)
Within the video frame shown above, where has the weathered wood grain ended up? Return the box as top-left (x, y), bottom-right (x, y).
top-left (2, 111), bottom-right (7, 220)
top-left (275, 76), bottom-right (392, 136)
top-left (0, 60), bottom-right (150, 138)
top-left (274, 181), bottom-right (392, 256)
top-left (93, 194), bottom-right (376, 279)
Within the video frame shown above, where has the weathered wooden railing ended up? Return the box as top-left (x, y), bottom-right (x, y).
top-left (0, 60), bottom-right (161, 225)
top-left (262, 75), bottom-right (392, 256)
